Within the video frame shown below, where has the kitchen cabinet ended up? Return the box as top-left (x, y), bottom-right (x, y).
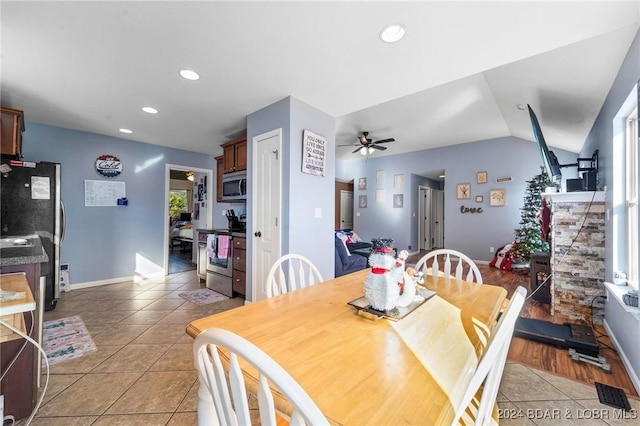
top-left (232, 236), bottom-right (246, 297)
top-left (0, 107), bottom-right (25, 157)
top-left (0, 262), bottom-right (43, 421)
top-left (221, 136), bottom-right (247, 173)
top-left (215, 155), bottom-right (223, 202)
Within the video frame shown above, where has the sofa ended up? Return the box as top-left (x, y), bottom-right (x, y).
top-left (335, 236), bottom-right (368, 277)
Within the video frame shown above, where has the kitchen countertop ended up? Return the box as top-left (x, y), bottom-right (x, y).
top-left (0, 234), bottom-right (48, 267)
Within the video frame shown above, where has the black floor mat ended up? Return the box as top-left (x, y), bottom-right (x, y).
top-left (595, 382), bottom-right (632, 411)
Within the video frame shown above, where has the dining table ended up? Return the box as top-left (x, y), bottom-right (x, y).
top-left (187, 268), bottom-right (507, 425)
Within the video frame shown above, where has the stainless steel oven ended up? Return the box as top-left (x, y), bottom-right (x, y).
top-left (205, 232), bottom-right (233, 297)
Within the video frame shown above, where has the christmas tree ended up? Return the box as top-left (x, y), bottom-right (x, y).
top-left (511, 169), bottom-right (553, 262)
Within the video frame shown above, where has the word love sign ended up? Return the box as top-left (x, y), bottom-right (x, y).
top-left (460, 205), bottom-right (483, 214)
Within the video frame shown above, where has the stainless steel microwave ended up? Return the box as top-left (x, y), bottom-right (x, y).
top-left (221, 171), bottom-right (247, 201)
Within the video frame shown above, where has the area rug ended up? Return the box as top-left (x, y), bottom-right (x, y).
top-left (42, 315), bottom-right (97, 366)
top-left (178, 288), bottom-right (229, 306)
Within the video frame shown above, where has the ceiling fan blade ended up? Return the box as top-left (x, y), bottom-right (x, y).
top-left (352, 147), bottom-right (362, 153)
top-left (374, 138), bottom-right (395, 144)
top-left (371, 145), bottom-right (387, 151)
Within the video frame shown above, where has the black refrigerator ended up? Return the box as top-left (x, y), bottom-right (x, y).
top-left (1, 160), bottom-right (63, 310)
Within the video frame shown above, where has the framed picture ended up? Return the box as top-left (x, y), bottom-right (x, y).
top-left (490, 189), bottom-right (506, 206)
top-left (359, 195), bottom-right (367, 208)
top-left (477, 171), bottom-right (487, 184)
top-left (456, 183), bottom-right (471, 199)
top-left (376, 170), bottom-right (385, 186)
top-left (393, 174), bottom-right (404, 189)
top-left (393, 194), bottom-right (403, 208)
top-left (475, 195), bottom-right (483, 203)
top-left (358, 177), bottom-right (367, 190)
top-left (376, 189), bottom-right (385, 203)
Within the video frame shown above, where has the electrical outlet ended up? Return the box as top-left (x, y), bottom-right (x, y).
top-left (408, 245), bottom-right (412, 250)
top-left (489, 247), bottom-right (495, 253)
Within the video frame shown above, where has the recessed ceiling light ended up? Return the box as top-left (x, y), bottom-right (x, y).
top-left (179, 69), bottom-right (200, 81)
top-left (119, 128), bottom-right (133, 134)
top-left (380, 24), bottom-right (406, 43)
top-left (142, 106), bottom-right (158, 114)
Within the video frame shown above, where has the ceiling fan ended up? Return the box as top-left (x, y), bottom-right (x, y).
top-left (344, 131), bottom-right (395, 156)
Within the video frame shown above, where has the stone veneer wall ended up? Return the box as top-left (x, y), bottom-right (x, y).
top-left (547, 192), bottom-right (606, 324)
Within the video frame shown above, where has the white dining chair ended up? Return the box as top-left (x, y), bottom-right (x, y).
top-left (452, 286), bottom-right (527, 426)
top-left (266, 254), bottom-right (323, 298)
top-left (415, 249), bottom-right (483, 284)
top-left (194, 328), bottom-right (328, 426)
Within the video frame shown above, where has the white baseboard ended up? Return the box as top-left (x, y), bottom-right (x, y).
top-left (69, 271), bottom-right (165, 290)
top-left (603, 318), bottom-right (640, 395)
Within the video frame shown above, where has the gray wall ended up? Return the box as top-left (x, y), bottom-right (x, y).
top-left (21, 122), bottom-right (216, 285)
top-left (581, 28), bottom-right (639, 390)
top-left (336, 136), bottom-right (577, 261)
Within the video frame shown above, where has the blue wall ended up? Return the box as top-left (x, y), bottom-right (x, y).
top-left (337, 136), bottom-right (577, 261)
top-left (245, 96), bottom-right (335, 300)
top-left (21, 122), bottom-right (216, 285)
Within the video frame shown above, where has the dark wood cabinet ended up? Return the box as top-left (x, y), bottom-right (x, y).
top-left (221, 136), bottom-right (247, 173)
top-left (0, 264), bottom-right (41, 421)
top-left (0, 107), bottom-right (25, 157)
top-left (215, 155), bottom-right (223, 202)
top-left (232, 237), bottom-right (246, 297)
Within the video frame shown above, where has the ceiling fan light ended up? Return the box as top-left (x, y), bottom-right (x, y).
top-left (186, 171), bottom-right (195, 181)
top-left (368, 147), bottom-right (375, 154)
top-left (360, 147), bottom-right (368, 156)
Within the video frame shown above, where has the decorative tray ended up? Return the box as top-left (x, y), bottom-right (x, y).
top-left (348, 288), bottom-right (436, 321)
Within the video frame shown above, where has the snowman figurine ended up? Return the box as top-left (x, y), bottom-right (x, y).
top-left (363, 238), bottom-right (408, 311)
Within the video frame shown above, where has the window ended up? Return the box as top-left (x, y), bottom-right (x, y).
top-left (169, 190), bottom-right (188, 219)
top-left (625, 105), bottom-right (638, 289)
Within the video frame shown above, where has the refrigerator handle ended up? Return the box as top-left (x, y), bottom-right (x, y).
top-left (60, 199), bottom-right (66, 243)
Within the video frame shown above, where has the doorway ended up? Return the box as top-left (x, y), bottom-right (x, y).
top-left (164, 164), bottom-right (213, 275)
top-left (418, 186), bottom-right (444, 250)
top-left (335, 180), bottom-right (354, 230)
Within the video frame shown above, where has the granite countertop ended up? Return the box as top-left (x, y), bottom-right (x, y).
top-left (0, 234), bottom-right (49, 267)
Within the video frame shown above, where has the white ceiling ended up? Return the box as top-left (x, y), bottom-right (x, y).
top-left (1, 1), bottom-right (639, 164)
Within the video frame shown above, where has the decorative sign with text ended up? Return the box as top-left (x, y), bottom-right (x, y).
top-left (95, 154), bottom-right (123, 178)
top-left (301, 130), bottom-right (326, 177)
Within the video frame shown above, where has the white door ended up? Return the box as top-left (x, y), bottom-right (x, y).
top-left (432, 189), bottom-right (444, 248)
top-left (340, 190), bottom-right (354, 230)
top-left (419, 187), bottom-right (432, 250)
top-left (252, 129), bottom-right (281, 302)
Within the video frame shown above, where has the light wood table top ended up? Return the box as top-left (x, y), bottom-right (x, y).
top-left (187, 269), bottom-right (507, 425)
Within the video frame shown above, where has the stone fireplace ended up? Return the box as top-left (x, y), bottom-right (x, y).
top-left (543, 191), bottom-right (606, 324)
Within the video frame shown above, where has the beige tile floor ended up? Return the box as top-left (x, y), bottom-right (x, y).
top-left (20, 270), bottom-right (639, 425)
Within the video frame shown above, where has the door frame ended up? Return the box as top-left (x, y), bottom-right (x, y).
top-left (163, 163), bottom-right (213, 275)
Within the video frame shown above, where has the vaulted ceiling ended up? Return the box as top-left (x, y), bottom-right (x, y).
top-left (1, 1), bottom-right (638, 162)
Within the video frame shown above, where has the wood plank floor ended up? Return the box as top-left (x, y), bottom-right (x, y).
top-left (406, 251), bottom-right (639, 399)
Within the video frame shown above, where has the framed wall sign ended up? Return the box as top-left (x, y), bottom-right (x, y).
top-left (475, 195), bottom-right (483, 203)
top-left (301, 130), bottom-right (326, 176)
top-left (490, 189), bottom-right (506, 206)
